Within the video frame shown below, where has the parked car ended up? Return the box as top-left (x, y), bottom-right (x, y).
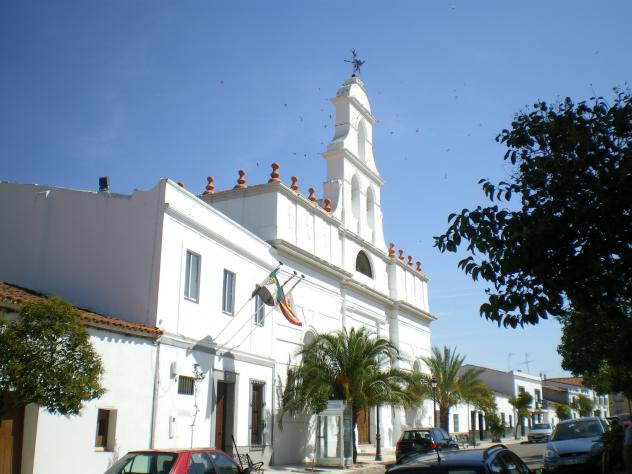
top-left (543, 416), bottom-right (608, 473)
top-left (387, 444), bottom-right (532, 473)
top-left (528, 423), bottom-right (552, 443)
top-left (104, 448), bottom-right (246, 474)
top-left (395, 427), bottom-right (459, 463)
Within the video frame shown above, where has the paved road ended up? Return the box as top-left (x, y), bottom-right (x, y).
top-left (508, 441), bottom-right (546, 470)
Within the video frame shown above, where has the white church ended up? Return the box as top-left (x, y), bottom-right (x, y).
top-left (0, 75), bottom-right (437, 474)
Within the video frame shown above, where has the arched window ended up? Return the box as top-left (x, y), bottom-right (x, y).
top-left (355, 251), bottom-right (373, 278)
top-left (366, 186), bottom-right (375, 233)
top-left (357, 120), bottom-right (367, 162)
top-left (351, 174), bottom-right (360, 222)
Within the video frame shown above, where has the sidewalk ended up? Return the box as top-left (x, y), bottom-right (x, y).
top-left (264, 438), bottom-right (525, 474)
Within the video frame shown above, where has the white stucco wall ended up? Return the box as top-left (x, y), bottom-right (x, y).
top-left (26, 328), bottom-right (156, 474)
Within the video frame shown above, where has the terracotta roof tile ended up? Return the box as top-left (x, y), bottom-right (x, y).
top-left (0, 282), bottom-right (161, 337)
top-left (545, 377), bottom-right (584, 387)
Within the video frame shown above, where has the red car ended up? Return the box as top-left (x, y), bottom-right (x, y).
top-left (104, 448), bottom-right (247, 474)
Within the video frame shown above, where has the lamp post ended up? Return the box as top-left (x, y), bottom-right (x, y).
top-left (431, 377), bottom-right (438, 428)
top-left (375, 406), bottom-right (382, 461)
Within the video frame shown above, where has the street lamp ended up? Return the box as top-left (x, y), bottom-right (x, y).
top-left (431, 377), bottom-right (438, 428)
top-left (375, 405), bottom-right (382, 461)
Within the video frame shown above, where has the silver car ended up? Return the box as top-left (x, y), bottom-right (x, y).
top-left (543, 417), bottom-right (607, 472)
top-left (528, 422), bottom-right (552, 442)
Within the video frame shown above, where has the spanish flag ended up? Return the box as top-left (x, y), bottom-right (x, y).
top-left (252, 270), bottom-right (302, 326)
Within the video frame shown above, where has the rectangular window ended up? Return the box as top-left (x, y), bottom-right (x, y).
top-left (222, 270), bottom-right (235, 314)
top-left (250, 381), bottom-right (265, 447)
top-left (518, 385), bottom-right (525, 393)
top-left (184, 251), bottom-right (201, 302)
top-left (178, 375), bottom-right (195, 395)
top-left (509, 414), bottom-right (513, 428)
top-left (254, 295), bottom-right (265, 327)
top-left (535, 389), bottom-right (541, 402)
top-left (452, 413), bottom-right (459, 433)
top-left (95, 409), bottom-right (117, 451)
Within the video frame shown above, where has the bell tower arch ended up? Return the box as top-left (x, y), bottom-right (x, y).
top-left (321, 76), bottom-right (385, 250)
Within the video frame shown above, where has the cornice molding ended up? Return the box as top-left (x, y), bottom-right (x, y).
top-left (321, 148), bottom-right (384, 186)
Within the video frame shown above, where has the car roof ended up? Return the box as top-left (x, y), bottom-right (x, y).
top-left (557, 417), bottom-right (602, 425)
top-left (390, 445), bottom-right (508, 469)
top-left (127, 449), bottom-right (227, 455)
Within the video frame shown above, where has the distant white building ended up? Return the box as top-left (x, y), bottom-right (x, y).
top-left (543, 377), bottom-right (609, 419)
top-left (452, 365), bottom-right (556, 439)
top-left (0, 75), bottom-right (436, 473)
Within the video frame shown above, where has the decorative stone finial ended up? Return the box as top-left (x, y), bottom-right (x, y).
top-left (234, 170), bottom-right (247, 189)
top-left (407, 256), bottom-right (413, 266)
top-left (416, 261), bottom-right (422, 272)
top-left (398, 249), bottom-right (405, 261)
top-left (308, 187), bottom-right (316, 202)
top-left (290, 176), bottom-right (298, 191)
top-left (177, 181), bottom-right (185, 188)
top-left (203, 176), bottom-right (214, 195)
top-left (388, 242), bottom-right (395, 257)
top-left (269, 163), bottom-right (280, 183)
top-left (324, 199), bottom-right (332, 212)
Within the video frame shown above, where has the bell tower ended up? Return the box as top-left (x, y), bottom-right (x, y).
top-left (322, 75), bottom-right (386, 250)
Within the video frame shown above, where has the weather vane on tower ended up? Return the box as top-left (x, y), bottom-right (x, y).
top-left (345, 49), bottom-right (365, 76)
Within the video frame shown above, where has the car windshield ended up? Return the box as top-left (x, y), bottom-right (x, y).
top-left (401, 430), bottom-right (432, 441)
top-left (104, 452), bottom-right (177, 474)
top-left (533, 423), bottom-right (551, 430)
top-left (552, 420), bottom-right (604, 441)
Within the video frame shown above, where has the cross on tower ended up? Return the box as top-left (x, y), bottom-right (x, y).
top-left (345, 49), bottom-right (366, 76)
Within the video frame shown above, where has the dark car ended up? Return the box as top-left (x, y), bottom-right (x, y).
top-left (395, 428), bottom-right (459, 463)
top-left (387, 444), bottom-right (532, 473)
top-left (104, 448), bottom-right (246, 474)
top-left (543, 417), bottom-right (608, 473)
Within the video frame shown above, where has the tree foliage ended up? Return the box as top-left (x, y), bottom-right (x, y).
top-left (509, 392), bottom-right (533, 437)
top-left (0, 297), bottom-right (105, 415)
top-left (279, 327), bottom-right (417, 462)
top-left (416, 346), bottom-right (492, 433)
top-left (554, 402), bottom-right (571, 421)
top-left (434, 89), bottom-right (632, 387)
top-left (570, 394), bottom-right (594, 417)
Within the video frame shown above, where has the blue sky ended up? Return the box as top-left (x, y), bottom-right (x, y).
top-left (2, 1), bottom-right (631, 377)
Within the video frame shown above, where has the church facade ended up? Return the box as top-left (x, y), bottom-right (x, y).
top-left (0, 76), bottom-right (436, 473)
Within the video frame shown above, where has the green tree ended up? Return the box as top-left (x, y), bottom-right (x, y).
top-left (570, 394), bottom-right (594, 417)
top-left (279, 327), bottom-right (416, 463)
top-left (0, 297), bottom-right (105, 415)
top-left (416, 346), bottom-right (491, 433)
top-left (554, 402), bottom-right (571, 421)
top-left (434, 89), bottom-right (632, 391)
top-left (509, 392), bottom-right (533, 438)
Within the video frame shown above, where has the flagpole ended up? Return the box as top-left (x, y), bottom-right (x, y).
top-left (227, 274), bottom-right (306, 351)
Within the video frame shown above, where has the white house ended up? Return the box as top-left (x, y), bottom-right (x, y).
top-left (543, 377), bottom-right (609, 419)
top-left (0, 74), bottom-right (436, 473)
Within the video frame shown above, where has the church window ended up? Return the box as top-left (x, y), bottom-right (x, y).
top-left (366, 186), bottom-right (375, 235)
top-left (355, 251), bottom-right (373, 278)
top-left (351, 175), bottom-right (360, 223)
top-left (357, 120), bottom-right (367, 162)
top-left (184, 250), bottom-right (201, 302)
top-left (249, 381), bottom-right (265, 447)
top-left (222, 270), bottom-right (235, 314)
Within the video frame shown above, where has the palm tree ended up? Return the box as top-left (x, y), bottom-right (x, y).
top-left (508, 391), bottom-right (533, 438)
top-left (415, 346), bottom-right (490, 432)
top-left (279, 327), bottom-right (418, 463)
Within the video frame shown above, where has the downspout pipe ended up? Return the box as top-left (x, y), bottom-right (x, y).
top-left (150, 337), bottom-right (162, 448)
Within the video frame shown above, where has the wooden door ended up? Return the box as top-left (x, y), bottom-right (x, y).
top-left (357, 409), bottom-right (369, 444)
top-left (0, 396), bottom-right (24, 474)
top-left (215, 382), bottom-right (227, 451)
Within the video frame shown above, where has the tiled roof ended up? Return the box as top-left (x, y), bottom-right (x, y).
top-left (0, 282), bottom-right (162, 337)
top-left (546, 377), bottom-right (584, 387)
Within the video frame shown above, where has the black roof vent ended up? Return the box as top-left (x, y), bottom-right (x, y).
top-left (99, 176), bottom-right (109, 192)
